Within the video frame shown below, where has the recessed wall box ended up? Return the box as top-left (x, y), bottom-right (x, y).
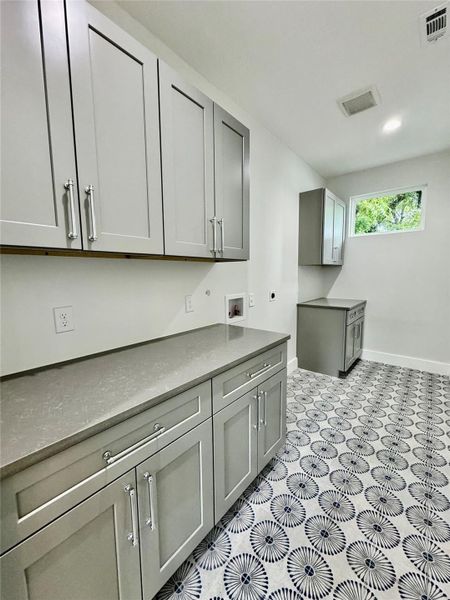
top-left (225, 293), bottom-right (247, 324)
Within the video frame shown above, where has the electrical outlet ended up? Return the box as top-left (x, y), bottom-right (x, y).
top-left (269, 290), bottom-right (277, 302)
top-left (185, 295), bottom-right (194, 313)
top-left (249, 293), bottom-right (255, 307)
top-left (53, 306), bottom-right (74, 333)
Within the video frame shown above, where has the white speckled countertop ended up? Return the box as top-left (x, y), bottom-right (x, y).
top-left (0, 324), bottom-right (289, 478)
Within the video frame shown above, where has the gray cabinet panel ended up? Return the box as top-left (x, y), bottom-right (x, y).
top-left (66, 1), bottom-right (163, 253)
top-left (257, 369), bottom-right (286, 471)
top-left (1, 381), bottom-right (211, 554)
top-left (333, 199), bottom-right (345, 264)
top-left (214, 105), bottom-right (250, 259)
top-left (0, 471), bottom-right (141, 600)
top-left (299, 188), bottom-right (346, 266)
top-left (344, 317), bottom-right (364, 371)
top-left (159, 62), bottom-right (215, 257)
top-left (213, 390), bottom-right (258, 522)
top-left (0, 0), bottom-right (81, 249)
top-left (137, 419), bottom-right (213, 599)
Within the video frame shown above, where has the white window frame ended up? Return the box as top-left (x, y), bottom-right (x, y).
top-left (349, 184), bottom-right (427, 238)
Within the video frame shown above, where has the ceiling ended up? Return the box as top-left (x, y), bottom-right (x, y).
top-left (118, 1), bottom-right (450, 177)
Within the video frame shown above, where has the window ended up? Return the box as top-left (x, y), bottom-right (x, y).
top-left (349, 185), bottom-right (426, 237)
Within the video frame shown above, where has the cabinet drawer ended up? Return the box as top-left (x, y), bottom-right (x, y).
top-left (212, 344), bottom-right (286, 413)
top-left (1, 381), bottom-right (211, 554)
top-left (347, 304), bottom-right (365, 325)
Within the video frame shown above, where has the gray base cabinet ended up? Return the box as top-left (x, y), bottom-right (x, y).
top-left (299, 188), bottom-right (346, 266)
top-left (0, 471), bottom-right (141, 600)
top-left (213, 390), bottom-right (258, 520)
top-left (0, 343), bottom-right (287, 599)
top-left (297, 299), bottom-right (366, 377)
top-left (214, 368), bottom-right (287, 522)
top-left (137, 419), bottom-right (213, 600)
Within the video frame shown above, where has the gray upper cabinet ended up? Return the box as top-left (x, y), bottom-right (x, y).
top-left (137, 419), bottom-right (214, 600)
top-left (214, 105), bottom-right (250, 259)
top-left (0, 471), bottom-right (141, 600)
top-left (66, 1), bottom-right (163, 254)
top-left (0, 0), bottom-right (81, 249)
top-left (159, 62), bottom-right (215, 258)
top-left (299, 187), bottom-right (346, 266)
top-left (257, 369), bottom-right (286, 471)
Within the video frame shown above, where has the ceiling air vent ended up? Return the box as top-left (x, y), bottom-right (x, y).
top-left (421, 3), bottom-right (448, 43)
top-left (338, 87), bottom-right (380, 117)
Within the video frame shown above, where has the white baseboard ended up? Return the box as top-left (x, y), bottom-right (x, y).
top-left (287, 357), bottom-right (298, 374)
top-left (361, 349), bottom-right (450, 376)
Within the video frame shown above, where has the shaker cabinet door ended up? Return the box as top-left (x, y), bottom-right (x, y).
top-left (213, 389), bottom-right (258, 522)
top-left (66, 1), bottom-right (163, 254)
top-left (332, 199), bottom-right (346, 265)
top-left (137, 419), bottom-right (214, 600)
top-left (159, 62), bottom-right (215, 257)
top-left (0, 0), bottom-right (81, 249)
top-left (0, 471), bottom-right (141, 600)
top-left (257, 369), bottom-right (287, 472)
top-left (214, 105), bottom-right (250, 259)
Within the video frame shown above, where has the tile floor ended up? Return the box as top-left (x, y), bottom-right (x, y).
top-left (156, 360), bottom-right (450, 600)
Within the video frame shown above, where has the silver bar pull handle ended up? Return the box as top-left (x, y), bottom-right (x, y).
top-left (218, 217), bottom-right (225, 254)
top-left (210, 217), bottom-right (217, 254)
top-left (143, 472), bottom-right (157, 530)
top-left (86, 185), bottom-right (97, 242)
top-left (64, 179), bottom-right (78, 240)
top-left (247, 362), bottom-right (271, 379)
top-left (102, 423), bottom-right (165, 465)
top-left (124, 484), bottom-right (139, 547)
top-left (257, 392), bottom-right (262, 430)
top-left (263, 390), bottom-right (267, 426)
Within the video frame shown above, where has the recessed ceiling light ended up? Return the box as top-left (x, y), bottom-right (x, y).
top-left (383, 118), bottom-right (402, 133)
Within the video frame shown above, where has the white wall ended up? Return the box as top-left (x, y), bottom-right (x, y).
top-left (0, 1), bottom-right (323, 376)
top-left (327, 150), bottom-right (450, 374)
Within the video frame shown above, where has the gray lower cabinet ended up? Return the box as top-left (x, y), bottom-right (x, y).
top-left (213, 390), bottom-right (258, 520)
top-left (257, 370), bottom-right (287, 472)
top-left (299, 187), bottom-right (346, 266)
top-left (0, 471), bottom-right (141, 600)
top-left (0, 0), bottom-right (81, 249)
top-left (137, 419), bottom-right (214, 600)
top-left (297, 299), bottom-right (366, 377)
top-left (159, 62), bottom-right (215, 258)
top-left (213, 105), bottom-right (250, 260)
top-left (214, 368), bottom-right (287, 522)
top-left (66, 1), bottom-right (163, 254)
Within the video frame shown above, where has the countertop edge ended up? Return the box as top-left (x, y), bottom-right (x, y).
top-left (297, 301), bottom-right (367, 311)
top-left (0, 333), bottom-right (290, 479)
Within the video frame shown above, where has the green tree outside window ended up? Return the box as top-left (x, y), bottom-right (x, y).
top-left (354, 190), bottom-right (423, 234)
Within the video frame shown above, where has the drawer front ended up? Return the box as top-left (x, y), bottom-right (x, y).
top-left (1, 381), bottom-right (211, 554)
top-left (212, 344), bottom-right (287, 413)
top-left (347, 304), bottom-right (365, 325)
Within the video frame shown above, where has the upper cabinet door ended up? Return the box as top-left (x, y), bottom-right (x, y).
top-left (214, 105), bottom-right (250, 260)
top-left (159, 62), bottom-right (215, 257)
top-left (66, 1), bottom-right (163, 254)
top-left (322, 191), bottom-right (336, 265)
top-left (332, 198), bottom-right (346, 265)
top-left (0, 0), bottom-right (81, 249)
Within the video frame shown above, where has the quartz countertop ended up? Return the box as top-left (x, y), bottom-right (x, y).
top-left (0, 324), bottom-right (289, 478)
top-left (297, 297), bottom-right (366, 310)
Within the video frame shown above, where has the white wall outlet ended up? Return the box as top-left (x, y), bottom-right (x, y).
top-left (185, 295), bottom-right (194, 313)
top-left (249, 293), bottom-right (255, 307)
top-left (269, 290), bottom-right (277, 302)
top-left (53, 306), bottom-right (74, 333)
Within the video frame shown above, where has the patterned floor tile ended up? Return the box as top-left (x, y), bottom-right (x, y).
top-left (156, 360), bottom-right (450, 600)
